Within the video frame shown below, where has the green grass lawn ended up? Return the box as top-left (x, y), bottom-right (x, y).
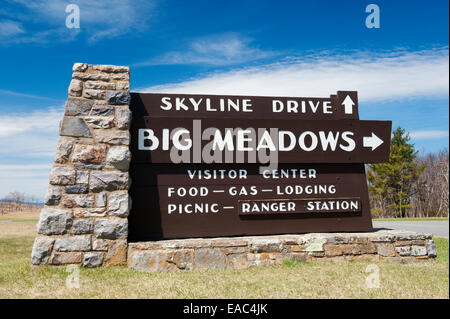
top-left (0, 223), bottom-right (448, 298)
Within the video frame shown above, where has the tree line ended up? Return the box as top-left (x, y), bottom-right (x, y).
top-left (368, 127), bottom-right (449, 218)
top-left (0, 191), bottom-right (43, 215)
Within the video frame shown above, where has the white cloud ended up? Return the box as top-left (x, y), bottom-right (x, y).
top-left (0, 106), bottom-right (63, 199)
top-left (0, 107), bottom-right (63, 158)
top-left (0, 88), bottom-right (62, 101)
top-left (135, 33), bottom-right (276, 67)
top-left (139, 47), bottom-right (449, 102)
top-left (5, 0), bottom-right (155, 43)
top-left (0, 19), bottom-right (25, 38)
top-left (0, 107), bottom-right (62, 137)
top-left (410, 130), bottom-right (449, 140)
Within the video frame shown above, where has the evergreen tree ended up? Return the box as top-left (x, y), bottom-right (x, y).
top-left (367, 127), bottom-right (424, 217)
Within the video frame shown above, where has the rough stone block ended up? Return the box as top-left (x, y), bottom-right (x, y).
top-left (92, 238), bottom-right (109, 251)
top-left (68, 79), bottom-right (83, 97)
top-left (115, 107), bottom-right (132, 129)
top-left (73, 63), bottom-right (88, 72)
top-left (104, 239), bottom-right (128, 265)
top-left (376, 243), bottom-right (396, 257)
top-left (194, 248), bottom-right (227, 270)
top-left (227, 253), bottom-right (249, 269)
top-left (107, 192), bottom-right (131, 217)
top-left (64, 98), bottom-right (94, 116)
top-left (249, 238), bottom-right (282, 253)
top-left (427, 240), bottom-right (437, 258)
top-left (324, 244), bottom-right (344, 257)
top-left (116, 81), bottom-right (129, 91)
top-left (37, 208), bottom-right (72, 235)
top-left (327, 236), bottom-right (349, 244)
top-left (44, 185), bottom-right (62, 206)
top-left (65, 185), bottom-right (89, 194)
top-left (73, 218), bottom-right (94, 234)
top-left (74, 208), bottom-right (106, 217)
top-left (93, 129), bottom-right (130, 145)
top-left (371, 234), bottom-right (396, 243)
top-left (90, 105), bottom-right (114, 116)
top-left (31, 237), bottom-right (55, 265)
top-left (96, 192), bottom-right (107, 207)
top-left (169, 249), bottom-right (194, 271)
top-left (106, 146), bottom-right (130, 171)
top-left (359, 243), bottom-right (377, 254)
top-left (49, 252), bottom-right (82, 265)
top-left (55, 236), bottom-right (92, 252)
top-left (62, 194), bottom-right (94, 208)
top-left (411, 245), bottom-right (427, 256)
top-left (73, 72), bottom-right (110, 81)
top-left (83, 252), bottom-right (104, 267)
top-left (395, 246), bottom-right (411, 256)
top-left (108, 92), bottom-right (131, 105)
top-left (49, 165), bottom-right (76, 185)
top-left (128, 250), bottom-right (176, 272)
top-left (83, 89), bottom-right (106, 100)
top-left (74, 164), bottom-right (103, 170)
top-left (90, 171), bottom-right (130, 192)
top-left (71, 144), bottom-right (107, 164)
top-left (94, 218), bottom-right (128, 239)
top-left (60, 117), bottom-right (92, 138)
top-left (85, 81), bottom-right (115, 90)
top-left (92, 65), bottom-right (129, 73)
top-left (304, 238), bottom-right (327, 253)
top-left (76, 170), bottom-right (89, 184)
top-left (54, 137), bottom-right (74, 163)
top-left (111, 73), bottom-right (129, 81)
top-left (84, 116), bottom-right (115, 129)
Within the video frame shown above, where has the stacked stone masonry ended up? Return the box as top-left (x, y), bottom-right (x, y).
top-left (128, 230), bottom-right (437, 272)
top-left (31, 63), bottom-right (131, 267)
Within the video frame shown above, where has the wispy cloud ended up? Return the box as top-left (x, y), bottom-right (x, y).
top-left (0, 19), bottom-right (25, 38)
top-left (135, 33), bottom-right (277, 67)
top-left (0, 88), bottom-right (62, 101)
top-left (3, 0), bottom-right (156, 44)
top-left (0, 106), bottom-right (64, 199)
top-left (139, 47), bottom-right (449, 102)
top-left (410, 130), bottom-right (449, 140)
top-left (0, 107), bottom-right (63, 156)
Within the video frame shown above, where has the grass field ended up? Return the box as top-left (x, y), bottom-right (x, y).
top-left (0, 212), bottom-right (448, 299)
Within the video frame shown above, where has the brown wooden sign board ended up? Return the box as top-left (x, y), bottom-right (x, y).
top-left (130, 91), bottom-right (359, 120)
top-left (130, 117), bottom-right (391, 164)
top-left (127, 163), bottom-right (373, 241)
top-left (127, 92), bottom-right (391, 241)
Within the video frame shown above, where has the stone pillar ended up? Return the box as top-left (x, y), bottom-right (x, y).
top-left (31, 63), bottom-right (132, 267)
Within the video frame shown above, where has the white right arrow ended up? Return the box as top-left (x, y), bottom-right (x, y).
top-left (342, 95), bottom-right (355, 114)
top-left (363, 133), bottom-right (384, 151)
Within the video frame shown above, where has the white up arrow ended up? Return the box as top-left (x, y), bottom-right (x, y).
top-left (363, 133), bottom-right (384, 151)
top-left (342, 95), bottom-right (354, 114)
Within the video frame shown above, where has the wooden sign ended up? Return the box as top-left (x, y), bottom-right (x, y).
top-left (128, 163), bottom-right (372, 240)
top-left (127, 91), bottom-right (391, 240)
top-left (130, 117), bottom-right (391, 164)
top-left (130, 91), bottom-right (359, 120)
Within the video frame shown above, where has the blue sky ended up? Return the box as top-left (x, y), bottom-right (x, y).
top-left (0, 0), bottom-right (448, 199)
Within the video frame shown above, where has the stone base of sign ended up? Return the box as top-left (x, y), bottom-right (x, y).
top-left (127, 230), bottom-right (437, 272)
top-left (31, 63), bottom-right (132, 267)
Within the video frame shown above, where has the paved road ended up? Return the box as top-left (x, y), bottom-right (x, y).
top-left (373, 220), bottom-right (449, 238)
